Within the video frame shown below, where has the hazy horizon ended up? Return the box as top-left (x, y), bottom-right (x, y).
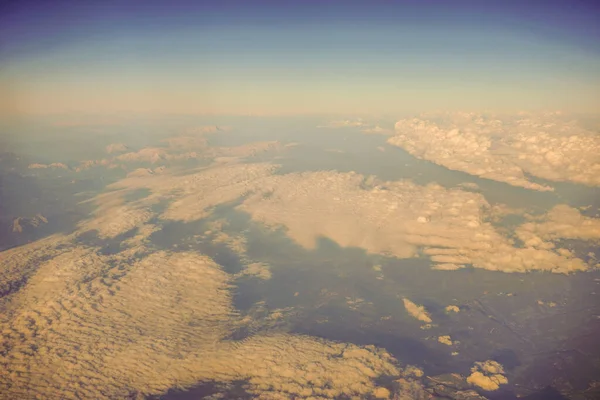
top-left (2, 0), bottom-right (600, 116)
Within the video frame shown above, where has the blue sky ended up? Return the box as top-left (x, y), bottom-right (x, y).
top-left (1, 0), bottom-right (599, 116)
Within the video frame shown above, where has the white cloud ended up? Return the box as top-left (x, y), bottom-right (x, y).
top-left (403, 298), bottom-right (432, 323)
top-left (362, 125), bottom-right (393, 135)
top-left (445, 305), bottom-right (460, 313)
top-left (73, 152), bottom-right (598, 274)
top-left (238, 169), bottom-right (597, 273)
top-left (438, 335), bottom-right (454, 346)
top-left (28, 162), bottom-right (68, 169)
top-left (467, 360), bottom-right (508, 391)
top-left (0, 244), bottom-right (415, 399)
top-left (105, 143), bottom-right (129, 154)
top-left (236, 262), bottom-right (272, 280)
top-left (516, 204), bottom-right (600, 245)
top-left (387, 113), bottom-right (600, 190)
top-left (77, 191), bottom-right (155, 239)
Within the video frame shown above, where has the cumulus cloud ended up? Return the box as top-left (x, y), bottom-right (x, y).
top-left (8, 152), bottom-right (500, 398)
top-left (114, 162), bottom-right (275, 223)
top-left (237, 169), bottom-right (597, 273)
top-left (28, 162), bottom-right (68, 169)
top-left (115, 147), bottom-right (178, 163)
top-left (236, 262), bottom-right (272, 280)
top-left (8, 134), bottom-right (596, 398)
top-left (81, 140), bottom-right (282, 173)
top-left (76, 190), bottom-right (155, 239)
top-left (0, 234), bottom-right (71, 300)
top-left (73, 162), bottom-right (277, 244)
top-left (73, 158), bottom-right (115, 172)
top-left (438, 335), bottom-right (454, 346)
top-left (467, 361), bottom-right (508, 391)
top-left (209, 226), bottom-right (249, 255)
top-left (516, 204), bottom-right (600, 245)
top-left (0, 241), bottom-right (415, 399)
top-left (388, 113), bottom-right (600, 190)
top-left (73, 151), bottom-right (597, 275)
top-left (403, 298), bottom-right (432, 323)
top-left (445, 305), bottom-right (460, 313)
top-left (105, 143), bottom-right (129, 154)
top-left (28, 125), bottom-right (284, 177)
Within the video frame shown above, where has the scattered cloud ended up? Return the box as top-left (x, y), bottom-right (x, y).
top-left (373, 386), bottom-right (391, 398)
top-left (438, 335), bottom-right (454, 346)
top-left (445, 305), bottom-right (460, 313)
top-left (28, 162), bottom-right (68, 169)
top-left (403, 298), bottom-right (432, 323)
top-left (516, 204), bottom-right (600, 245)
top-left (0, 234), bottom-right (71, 301)
top-left (467, 360), bottom-right (508, 391)
top-left (236, 262), bottom-right (272, 280)
top-left (105, 143), bottom-right (129, 154)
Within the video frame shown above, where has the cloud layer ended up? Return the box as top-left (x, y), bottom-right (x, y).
top-left (388, 113), bottom-right (600, 190)
top-left (0, 245), bottom-right (407, 399)
top-left (238, 170), bottom-right (599, 273)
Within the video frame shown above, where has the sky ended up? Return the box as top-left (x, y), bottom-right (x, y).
top-left (1, 0), bottom-right (599, 116)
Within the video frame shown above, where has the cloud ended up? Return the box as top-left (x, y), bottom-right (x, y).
top-left (362, 125), bottom-right (393, 135)
top-left (73, 159), bottom-right (114, 171)
top-left (317, 119), bottom-right (367, 128)
top-left (105, 143), bottom-right (129, 154)
top-left (76, 190), bottom-right (155, 239)
top-left (74, 162), bottom-right (276, 243)
top-left (467, 361), bottom-right (508, 391)
top-left (237, 169), bottom-right (597, 273)
top-left (438, 335), bottom-right (454, 346)
top-left (387, 113), bottom-right (600, 190)
top-left (373, 386), bottom-right (391, 398)
top-left (72, 149), bottom-right (597, 275)
top-left (403, 298), bottom-right (432, 323)
top-left (115, 162), bottom-right (275, 223)
top-left (115, 147), bottom-right (174, 163)
top-left (5, 134), bottom-right (597, 397)
top-left (0, 241), bottom-right (416, 399)
top-left (236, 262), bottom-right (272, 280)
top-left (516, 204), bottom-right (600, 244)
top-left (0, 234), bottom-right (70, 300)
top-left (445, 305), bottom-right (460, 313)
top-left (28, 162), bottom-right (68, 169)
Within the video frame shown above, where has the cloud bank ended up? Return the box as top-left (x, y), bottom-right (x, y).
top-left (388, 113), bottom-right (600, 190)
top-left (238, 170), bottom-right (598, 273)
top-left (0, 245), bottom-right (409, 399)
